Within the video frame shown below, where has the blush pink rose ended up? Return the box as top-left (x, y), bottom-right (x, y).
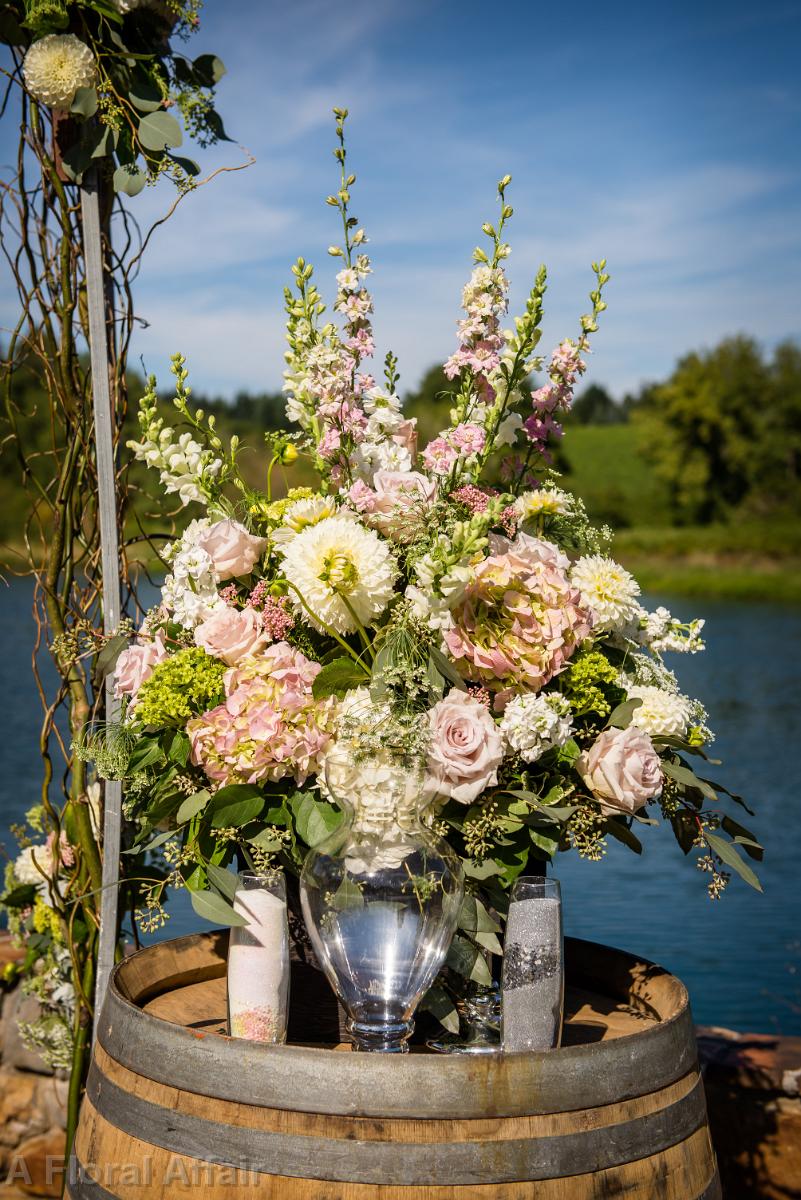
top-left (196, 519), bottom-right (267, 580)
top-left (194, 606), bottom-right (268, 666)
top-left (370, 470), bottom-right (436, 539)
top-left (113, 632), bottom-right (168, 700)
top-left (576, 726), bottom-right (662, 815)
top-left (392, 418), bottom-right (418, 458)
top-left (426, 691), bottom-right (504, 805)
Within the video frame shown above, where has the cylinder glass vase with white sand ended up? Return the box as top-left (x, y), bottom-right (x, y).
top-left (227, 871), bottom-right (290, 1043)
top-left (501, 877), bottom-right (564, 1053)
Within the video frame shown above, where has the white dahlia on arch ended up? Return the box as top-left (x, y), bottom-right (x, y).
top-left (280, 515), bottom-right (397, 635)
top-left (272, 495), bottom-right (341, 546)
top-left (625, 684), bottom-right (693, 739)
top-left (570, 554), bottom-right (641, 633)
top-left (23, 34), bottom-right (96, 109)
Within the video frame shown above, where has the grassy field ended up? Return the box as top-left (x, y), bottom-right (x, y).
top-left (563, 426), bottom-right (801, 603)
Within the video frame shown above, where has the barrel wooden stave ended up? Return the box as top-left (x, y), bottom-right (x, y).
top-left (69, 931), bottom-right (720, 1199)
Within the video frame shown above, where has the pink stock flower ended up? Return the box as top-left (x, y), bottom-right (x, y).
top-left (576, 726), bottom-right (662, 815)
top-left (317, 428), bottom-right (342, 460)
top-left (425, 691), bottom-right (504, 804)
top-left (196, 520), bottom-right (267, 581)
top-left (450, 423), bottom-right (486, 455)
top-left (346, 329), bottom-right (376, 359)
top-left (348, 479), bottom-right (378, 513)
top-left (422, 437), bottom-right (459, 476)
top-left (113, 632), bottom-right (168, 700)
top-left (194, 606), bottom-right (269, 666)
top-left (188, 642), bottom-right (336, 787)
top-left (444, 534), bottom-right (592, 707)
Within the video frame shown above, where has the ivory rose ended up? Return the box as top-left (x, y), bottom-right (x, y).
top-left (113, 632), bottom-right (168, 700)
top-left (194, 606), bottom-right (268, 666)
top-left (577, 726), bottom-right (662, 815)
top-left (196, 519), bottom-right (267, 580)
top-left (426, 691), bottom-right (504, 804)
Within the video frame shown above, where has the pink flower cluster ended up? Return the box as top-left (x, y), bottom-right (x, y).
top-left (114, 631), bottom-right (169, 701)
top-left (187, 642), bottom-right (335, 787)
top-left (524, 339), bottom-right (588, 462)
top-left (348, 470), bottom-right (436, 540)
top-left (422, 423), bottom-right (487, 477)
top-left (444, 533), bottom-right (592, 707)
top-left (443, 265), bottom-right (509, 386)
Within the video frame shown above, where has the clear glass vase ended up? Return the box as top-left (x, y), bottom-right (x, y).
top-left (300, 750), bottom-right (464, 1053)
top-left (227, 870), bottom-right (290, 1043)
top-left (501, 876), bottom-right (564, 1052)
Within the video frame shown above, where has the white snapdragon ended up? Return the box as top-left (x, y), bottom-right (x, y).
top-left (642, 607), bottom-right (706, 654)
top-left (500, 693), bottom-right (574, 763)
top-left (129, 425), bottom-right (221, 508)
top-left (495, 411), bottom-right (523, 447)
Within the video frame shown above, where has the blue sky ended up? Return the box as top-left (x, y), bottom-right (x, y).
top-left (5, 0), bottom-right (801, 399)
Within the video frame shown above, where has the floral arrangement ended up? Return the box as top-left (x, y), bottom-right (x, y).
top-left (86, 110), bottom-right (760, 998)
top-left (3, 0), bottom-right (228, 194)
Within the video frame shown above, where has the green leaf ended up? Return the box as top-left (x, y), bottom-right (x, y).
top-left (706, 832), bottom-right (763, 892)
top-left (604, 819), bottom-right (643, 854)
top-left (291, 792), bottom-right (342, 847)
top-left (208, 785), bottom-right (264, 829)
top-left (189, 888), bottom-right (248, 927)
top-left (112, 163), bottom-right (147, 197)
top-left (420, 985), bottom-right (460, 1034)
top-left (472, 930), bottom-right (503, 954)
top-left (528, 826), bottom-right (560, 857)
top-left (128, 738), bottom-right (163, 773)
top-left (446, 934), bottom-right (492, 985)
top-left (330, 876), bottom-right (364, 911)
top-left (70, 87), bottom-right (98, 118)
top-left (661, 760), bottom-right (718, 802)
top-left (176, 789), bottom-right (210, 825)
top-left (96, 633), bottom-right (128, 679)
top-left (206, 863), bottom-right (238, 903)
top-left (458, 894), bottom-right (501, 935)
top-left (137, 111), bottom-right (183, 152)
top-left (167, 730), bottom-right (191, 768)
top-left (192, 53), bottom-right (227, 86)
top-left (607, 698), bottom-right (643, 729)
top-left (312, 657), bottom-right (368, 699)
top-left (428, 645), bottom-right (468, 691)
top-left (462, 858), bottom-right (503, 881)
top-left (205, 109), bottom-right (233, 143)
top-left (129, 78), bottom-right (163, 114)
top-left (1, 883), bottom-right (37, 910)
top-left (124, 828), bottom-right (174, 855)
top-left (168, 153), bottom-right (201, 177)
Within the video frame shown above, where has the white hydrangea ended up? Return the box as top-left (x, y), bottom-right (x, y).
top-left (13, 844), bottom-right (50, 887)
top-left (323, 736), bottom-right (418, 872)
top-left (571, 554), bottom-right (641, 632)
top-left (625, 684), bottom-right (693, 739)
top-left (280, 515), bottom-right (397, 635)
top-left (500, 693), bottom-right (574, 763)
top-left (23, 34), bottom-right (96, 109)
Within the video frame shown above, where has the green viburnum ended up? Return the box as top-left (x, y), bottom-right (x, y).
top-left (136, 648), bottom-right (226, 728)
top-left (563, 650), bottom-right (621, 718)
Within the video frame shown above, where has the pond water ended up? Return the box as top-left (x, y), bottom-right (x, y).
top-left (1, 578), bottom-right (798, 1034)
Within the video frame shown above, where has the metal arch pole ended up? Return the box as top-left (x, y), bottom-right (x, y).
top-left (80, 167), bottom-right (123, 1026)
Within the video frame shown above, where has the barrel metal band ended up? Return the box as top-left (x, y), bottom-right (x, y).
top-left (97, 983), bottom-right (697, 1119)
top-left (85, 1062), bottom-right (709, 1186)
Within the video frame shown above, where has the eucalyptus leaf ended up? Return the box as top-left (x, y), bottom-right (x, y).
top-left (176, 789), bottom-right (210, 825)
top-left (129, 77), bottom-right (163, 113)
top-left (661, 760), bottom-right (719, 802)
top-left (189, 888), bottom-right (248, 927)
top-left (138, 111), bottom-right (183, 152)
top-left (420, 985), bottom-right (460, 1034)
top-left (446, 934), bottom-right (493, 985)
top-left (168, 153), bottom-right (201, 177)
top-left (112, 164), bottom-right (146, 197)
top-left (706, 832), bottom-right (763, 892)
top-left (1, 883), bottom-right (37, 910)
top-left (70, 87), bottom-right (98, 118)
top-left (605, 819), bottom-right (643, 854)
top-left (124, 828), bottom-right (174, 855)
top-left (192, 53), bottom-right (227, 86)
top-left (428, 645), bottom-right (467, 691)
top-left (206, 863), bottom-right (238, 903)
top-left (606, 698), bottom-right (643, 729)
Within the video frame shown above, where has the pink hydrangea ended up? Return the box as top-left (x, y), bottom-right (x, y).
top-left (444, 534), bottom-right (592, 707)
top-left (187, 642), bottom-right (335, 786)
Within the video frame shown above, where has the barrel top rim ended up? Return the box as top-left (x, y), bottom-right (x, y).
top-left (106, 929), bottom-right (691, 1069)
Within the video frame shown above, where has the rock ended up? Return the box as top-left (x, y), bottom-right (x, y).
top-left (697, 1025), bottom-right (801, 1200)
top-left (3, 1130), bottom-right (66, 1199)
top-left (0, 1070), bottom-right (44, 1151)
top-left (1, 993), bottom-right (52, 1077)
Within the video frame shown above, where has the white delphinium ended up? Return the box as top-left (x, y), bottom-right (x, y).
top-left (571, 554), bottom-right (641, 632)
top-left (271, 495), bottom-right (340, 546)
top-left (23, 34), bottom-right (96, 109)
top-left (500, 693), bottom-right (574, 763)
top-left (160, 519), bottom-right (223, 629)
top-left (280, 515), bottom-right (397, 635)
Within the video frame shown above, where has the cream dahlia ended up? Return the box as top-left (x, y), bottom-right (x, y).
top-left (279, 515), bottom-right (397, 635)
top-left (271, 495), bottom-right (341, 546)
top-left (23, 34), bottom-right (96, 109)
top-left (625, 684), bottom-right (693, 739)
top-left (570, 555), bottom-right (641, 633)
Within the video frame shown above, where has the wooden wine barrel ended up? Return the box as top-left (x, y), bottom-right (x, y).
top-left (69, 930), bottom-right (720, 1199)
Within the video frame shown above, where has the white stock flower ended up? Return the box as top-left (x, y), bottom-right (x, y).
top-left (363, 386), bottom-right (402, 416)
top-left (571, 555), bottom-right (641, 632)
top-left (500, 692), bottom-right (574, 763)
top-left (23, 34), bottom-right (96, 109)
top-left (280, 515), bottom-right (397, 635)
top-left (160, 521), bottom-right (223, 628)
top-left (625, 684), bottom-right (693, 739)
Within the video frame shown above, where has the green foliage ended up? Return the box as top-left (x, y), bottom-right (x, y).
top-left (567, 383), bottom-right (625, 426)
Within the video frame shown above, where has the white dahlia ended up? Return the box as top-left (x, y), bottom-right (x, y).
top-left (571, 554), bottom-right (641, 632)
top-left (626, 684), bottom-right (693, 739)
top-left (23, 34), bottom-right (96, 109)
top-left (515, 487), bottom-right (573, 522)
top-left (500, 692), bottom-right (574, 763)
top-left (280, 515), bottom-right (397, 635)
top-left (272, 495), bottom-right (341, 546)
